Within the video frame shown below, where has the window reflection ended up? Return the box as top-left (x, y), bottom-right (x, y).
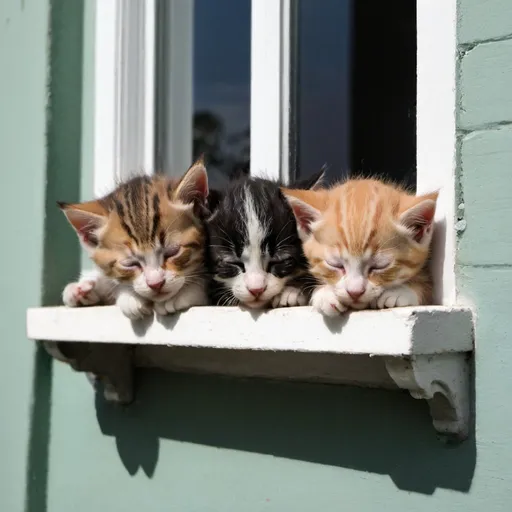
top-left (193, 0), bottom-right (251, 187)
top-left (295, 0), bottom-right (416, 188)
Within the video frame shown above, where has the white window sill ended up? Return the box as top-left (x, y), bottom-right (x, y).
top-left (26, 305), bottom-right (474, 441)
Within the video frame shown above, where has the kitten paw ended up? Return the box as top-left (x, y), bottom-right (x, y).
top-left (271, 286), bottom-right (308, 308)
top-left (372, 286), bottom-right (419, 309)
top-left (154, 285), bottom-right (209, 315)
top-left (311, 286), bottom-right (347, 317)
top-left (62, 280), bottom-right (101, 307)
top-left (116, 291), bottom-right (152, 320)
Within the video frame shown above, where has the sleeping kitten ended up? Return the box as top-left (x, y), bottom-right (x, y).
top-left (60, 160), bottom-right (210, 319)
top-left (283, 179), bottom-right (438, 316)
top-left (206, 171), bottom-right (324, 309)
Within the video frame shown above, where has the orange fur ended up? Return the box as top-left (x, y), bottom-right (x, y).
top-left (283, 179), bottom-right (438, 310)
top-left (60, 172), bottom-right (206, 284)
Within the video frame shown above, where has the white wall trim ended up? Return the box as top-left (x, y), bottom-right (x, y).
top-left (416, 0), bottom-right (457, 305)
top-left (250, 0), bottom-right (291, 182)
top-left (93, 0), bottom-right (156, 197)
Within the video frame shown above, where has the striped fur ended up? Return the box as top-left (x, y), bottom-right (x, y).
top-left (60, 161), bottom-right (209, 319)
top-left (284, 179), bottom-right (438, 315)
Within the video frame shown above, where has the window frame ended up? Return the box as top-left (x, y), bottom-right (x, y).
top-left (92, 0), bottom-right (457, 305)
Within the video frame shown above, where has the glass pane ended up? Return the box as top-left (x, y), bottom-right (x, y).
top-left (294, 0), bottom-right (352, 184)
top-left (294, 0), bottom-right (416, 188)
top-left (193, 0), bottom-right (251, 187)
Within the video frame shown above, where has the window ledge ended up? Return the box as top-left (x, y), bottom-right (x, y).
top-left (26, 305), bottom-right (474, 441)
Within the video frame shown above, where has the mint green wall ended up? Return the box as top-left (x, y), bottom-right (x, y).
top-left (0, 1), bottom-right (50, 511)
top-left (456, 0), bottom-right (512, 508)
top-left (3, 1), bottom-right (512, 511)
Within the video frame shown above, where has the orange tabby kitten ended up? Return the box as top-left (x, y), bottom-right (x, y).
top-left (283, 179), bottom-right (438, 316)
top-left (60, 160), bottom-right (209, 319)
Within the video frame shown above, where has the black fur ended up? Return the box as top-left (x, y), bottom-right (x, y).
top-left (205, 170), bottom-right (323, 306)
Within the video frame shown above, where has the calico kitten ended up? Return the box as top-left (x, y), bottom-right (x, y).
top-left (60, 160), bottom-right (210, 319)
top-left (283, 179), bottom-right (438, 316)
top-left (206, 171), bottom-right (324, 309)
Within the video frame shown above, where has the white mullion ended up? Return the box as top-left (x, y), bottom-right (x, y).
top-left (416, 0), bottom-right (457, 305)
top-left (250, 0), bottom-right (291, 182)
top-left (93, 0), bottom-right (119, 197)
top-left (143, 0), bottom-right (156, 175)
top-left (93, 0), bottom-right (156, 198)
top-left (157, 0), bottom-right (194, 177)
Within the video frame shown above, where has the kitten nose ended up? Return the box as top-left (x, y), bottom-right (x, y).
top-left (148, 279), bottom-right (165, 291)
top-left (347, 288), bottom-right (365, 301)
top-left (248, 286), bottom-right (266, 298)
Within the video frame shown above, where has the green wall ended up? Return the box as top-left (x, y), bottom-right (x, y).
top-left (3, 0), bottom-right (512, 511)
top-left (0, 1), bottom-right (50, 511)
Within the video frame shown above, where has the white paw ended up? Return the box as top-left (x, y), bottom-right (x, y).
top-left (62, 280), bottom-right (101, 307)
top-left (372, 285), bottom-right (419, 309)
top-left (116, 291), bottom-right (152, 320)
top-left (310, 285), bottom-right (347, 317)
top-left (154, 285), bottom-right (209, 315)
top-left (271, 286), bottom-right (308, 308)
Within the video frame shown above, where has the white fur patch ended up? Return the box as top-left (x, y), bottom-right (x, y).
top-left (116, 289), bottom-right (152, 319)
top-left (311, 285), bottom-right (347, 316)
top-left (223, 187), bottom-right (288, 307)
top-left (371, 285), bottom-right (420, 309)
top-left (62, 268), bottom-right (118, 307)
top-left (154, 283), bottom-right (209, 315)
top-left (271, 286), bottom-right (308, 308)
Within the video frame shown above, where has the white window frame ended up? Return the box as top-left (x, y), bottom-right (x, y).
top-left (93, 0), bottom-right (156, 197)
top-left (92, 0), bottom-right (457, 306)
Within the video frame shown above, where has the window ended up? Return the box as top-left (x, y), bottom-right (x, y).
top-left (92, 0), bottom-right (456, 303)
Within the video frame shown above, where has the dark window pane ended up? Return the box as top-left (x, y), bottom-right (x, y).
top-left (193, 0), bottom-right (251, 187)
top-left (351, 0), bottom-right (416, 188)
top-left (294, 0), bottom-right (416, 188)
top-left (295, 0), bottom-right (352, 183)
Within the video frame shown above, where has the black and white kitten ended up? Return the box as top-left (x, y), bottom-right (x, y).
top-left (205, 171), bottom-right (324, 309)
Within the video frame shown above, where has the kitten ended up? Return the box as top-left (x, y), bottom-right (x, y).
top-left (60, 160), bottom-right (210, 319)
top-left (205, 171), bottom-right (324, 309)
top-left (283, 179), bottom-right (438, 316)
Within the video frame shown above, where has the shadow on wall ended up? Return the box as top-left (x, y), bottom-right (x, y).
top-left (95, 370), bottom-right (476, 496)
top-left (25, 0), bottom-right (85, 511)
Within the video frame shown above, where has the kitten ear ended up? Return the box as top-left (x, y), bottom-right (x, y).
top-left (398, 191), bottom-right (439, 243)
top-left (283, 193), bottom-right (322, 240)
top-left (58, 200), bottom-right (108, 250)
top-left (173, 158), bottom-right (209, 207)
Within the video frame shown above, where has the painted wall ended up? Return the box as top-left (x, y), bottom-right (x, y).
top-left (0, 1), bottom-right (50, 511)
top-left (456, 0), bottom-right (512, 507)
top-left (2, 0), bottom-right (512, 511)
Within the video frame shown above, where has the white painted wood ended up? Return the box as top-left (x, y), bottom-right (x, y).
top-left (93, 0), bottom-right (156, 197)
top-left (385, 353), bottom-right (470, 440)
top-left (250, 0), bottom-right (291, 181)
top-left (27, 305), bottom-right (473, 356)
top-left (279, 0), bottom-right (292, 183)
top-left (156, 0), bottom-right (194, 176)
top-left (416, 0), bottom-right (457, 305)
top-left (93, 0), bottom-right (118, 197)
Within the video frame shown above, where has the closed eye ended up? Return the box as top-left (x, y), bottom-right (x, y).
top-left (215, 260), bottom-right (245, 279)
top-left (369, 261), bottom-right (391, 273)
top-left (268, 257), bottom-right (294, 271)
top-left (230, 261), bottom-right (245, 271)
top-left (164, 245), bottom-right (181, 259)
top-left (325, 259), bottom-right (345, 271)
top-left (120, 258), bottom-right (141, 269)
top-left (268, 257), bottom-right (296, 277)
